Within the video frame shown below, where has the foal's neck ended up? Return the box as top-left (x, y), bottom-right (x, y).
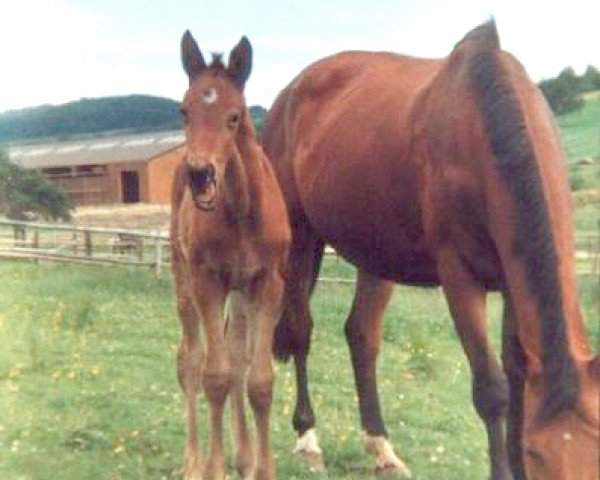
top-left (222, 116), bottom-right (260, 225)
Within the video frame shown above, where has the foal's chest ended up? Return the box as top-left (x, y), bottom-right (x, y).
top-left (179, 219), bottom-right (277, 290)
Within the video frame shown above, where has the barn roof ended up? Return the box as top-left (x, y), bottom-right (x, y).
top-left (9, 130), bottom-right (185, 169)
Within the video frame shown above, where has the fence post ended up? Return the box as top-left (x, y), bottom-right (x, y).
top-left (72, 231), bottom-right (78, 255)
top-left (155, 232), bottom-right (163, 277)
top-left (84, 231), bottom-right (92, 257)
top-left (596, 221), bottom-right (599, 336)
top-left (596, 221), bottom-right (600, 277)
top-left (13, 224), bottom-right (26, 247)
top-left (139, 237), bottom-right (144, 262)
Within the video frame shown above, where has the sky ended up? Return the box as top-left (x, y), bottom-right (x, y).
top-left (0, 0), bottom-right (598, 113)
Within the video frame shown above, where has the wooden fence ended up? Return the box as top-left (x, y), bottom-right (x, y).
top-left (0, 219), bottom-right (169, 276)
top-left (0, 219), bottom-right (598, 279)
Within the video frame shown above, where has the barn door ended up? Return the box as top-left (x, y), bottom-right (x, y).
top-left (121, 171), bottom-right (140, 203)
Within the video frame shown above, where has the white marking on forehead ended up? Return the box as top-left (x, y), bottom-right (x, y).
top-left (202, 87), bottom-right (219, 105)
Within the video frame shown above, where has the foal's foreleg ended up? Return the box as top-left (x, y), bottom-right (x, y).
top-left (247, 272), bottom-right (285, 480)
top-left (227, 293), bottom-right (254, 478)
top-left (191, 273), bottom-right (229, 480)
top-left (436, 248), bottom-right (514, 480)
top-left (175, 275), bottom-right (205, 480)
top-left (344, 270), bottom-right (411, 476)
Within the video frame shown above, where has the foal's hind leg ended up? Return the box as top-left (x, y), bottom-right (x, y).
top-left (246, 270), bottom-right (285, 480)
top-left (501, 294), bottom-right (527, 480)
top-left (344, 270), bottom-right (411, 477)
top-left (436, 248), bottom-right (514, 480)
top-left (273, 220), bottom-right (324, 470)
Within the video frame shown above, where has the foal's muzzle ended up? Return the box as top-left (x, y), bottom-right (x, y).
top-left (186, 163), bottom-right (217, 211)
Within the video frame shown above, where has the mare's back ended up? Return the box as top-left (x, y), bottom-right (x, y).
top-left (283, 51), bottom-right (440, 137)
top-left (263, 51), bottom-right (442, 204)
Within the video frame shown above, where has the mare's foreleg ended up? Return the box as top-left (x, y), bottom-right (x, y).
top-left (437, 248), bottom-right (514, 480)
top-left (501, 294), bottom-right (527, 480)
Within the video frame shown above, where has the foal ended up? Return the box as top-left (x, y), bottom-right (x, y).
top-left (171, 31), bottom-right (290, 480)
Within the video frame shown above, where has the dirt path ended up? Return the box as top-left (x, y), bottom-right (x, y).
top-left (73, 204), bottom-right (171, 231)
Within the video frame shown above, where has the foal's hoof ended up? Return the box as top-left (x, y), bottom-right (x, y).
top-left (184, 453), bottom-right (204, 480)
top-left (185, 465), bottom-right (204, 480)
top-left (375, 461), bottom-right (412, 478)
top-left (293, 429), bottom-right (325, 472)
top-left (185, 472), bottom-right (204, 480)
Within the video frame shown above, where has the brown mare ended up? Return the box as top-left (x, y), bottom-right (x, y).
top-left (262, 21), bottom-right (599, 480)
top-left (171, 31), bottom-right (290, 480)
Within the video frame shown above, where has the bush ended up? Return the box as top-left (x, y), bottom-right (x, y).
top-left (538, 67), bottom-right (584, 115)
top-left (568, 170), bottom-right (586, 191)
top-left (0, 149), bottom-right (73, 221)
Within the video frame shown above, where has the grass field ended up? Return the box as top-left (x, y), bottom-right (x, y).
top-left (0, 91), bottom-right (597, 480)
top-left (558, 91), bottom-right (600, 163)
top-left (558, 91), bottom-right (600, 230)
top-left (1, 260), bottom-right (598, 480)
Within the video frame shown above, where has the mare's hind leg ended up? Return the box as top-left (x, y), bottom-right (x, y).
top-left (436, 248), bottom-right (514, 480)
top-left (344, 270), bottom-right (411, 477)
top-left (501, 294), bottom-right (527, 480)
top-left (174, 271), bottom-right (205, 480)
top-left (273, 219), bottom-right (324, 470)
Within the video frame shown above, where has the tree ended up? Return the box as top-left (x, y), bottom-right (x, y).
top-left (0, 95), bottom-right (183, 143)
top-left (0, 150), bottom-right (73, 221)
top-left (580, 65), bottom-right (600, 92)
top-left (538, 67), bottom-right (584, 115)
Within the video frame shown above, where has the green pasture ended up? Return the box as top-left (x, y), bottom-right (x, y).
top-left (558, 91), bottom-right (599, 233)
top-left (1, 260), bottom-right (598, 480)
top-left (558, 91), bottom-right (600, 163)
top-left (0, 92), bottom-right (597, 480)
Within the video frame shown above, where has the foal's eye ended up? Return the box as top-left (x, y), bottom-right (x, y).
top-left (180, 107), bottom-right (188, 123)
top-left (227, 111), bottom-right (241, 130)
top-left (525, 447), bottom-right (546, 464)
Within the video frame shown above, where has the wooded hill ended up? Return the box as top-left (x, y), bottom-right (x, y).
top-left (0, 95), bottom-right (267, 144)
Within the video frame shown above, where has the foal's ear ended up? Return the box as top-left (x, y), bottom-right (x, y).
top-left (181, 30), bottom-right (206, 81)
top-left (227, 36), bottom-right (252, 90)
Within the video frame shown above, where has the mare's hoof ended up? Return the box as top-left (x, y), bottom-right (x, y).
top-left (293, 429), bottom-right (325, 471)
top-left (362, 433), bottom-right (411, 478)
top-left (294, 449), bottom-right (325, 472)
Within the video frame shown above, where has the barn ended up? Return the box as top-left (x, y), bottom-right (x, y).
top-left (8, 130), bottom-right (185, 206)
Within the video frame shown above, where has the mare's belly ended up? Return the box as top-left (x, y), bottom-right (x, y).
top-left (305, 194), bottom-right (440, 285)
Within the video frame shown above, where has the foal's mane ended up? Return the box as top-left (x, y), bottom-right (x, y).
top-left (466, 21), bottom-right (579, 421)
top-left (209, 53), bottom-right (225, 69)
